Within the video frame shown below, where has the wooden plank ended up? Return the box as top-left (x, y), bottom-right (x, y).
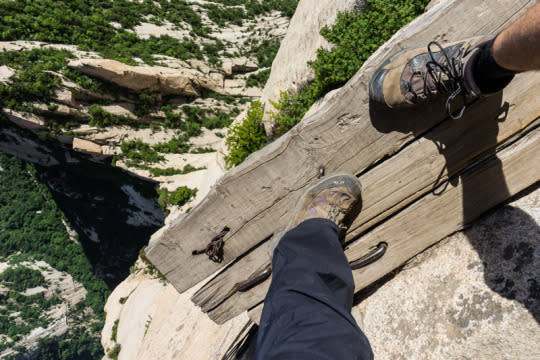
top-left (146, 0), bottom-right (536, 293)
top-left (248, 125), bottom-right (540, 324)
top-left (194, 88), bottom-right (540, 323)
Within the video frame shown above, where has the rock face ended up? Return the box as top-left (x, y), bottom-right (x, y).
top-left (0, 65), bottom-right (14, 83)
top-left (0, 260), bottom-right (89, 359)
top-left (260, 0), bottom-right (364, 133)
top-left (72, 138), bottom-right (102, 155)
top-left (221, 57), bottom-right (258, 76)
top-left (354, 187), bottom-right (540, 359)
top-left (3, 109), bottom-right (47, 130)
top-left (101, 262), bottom-right (251, 360)
top-left (68, 59), bottom-right (225, 96)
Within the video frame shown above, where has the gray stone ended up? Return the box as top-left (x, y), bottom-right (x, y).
top-left (354, 187), bottom-right (540, 360)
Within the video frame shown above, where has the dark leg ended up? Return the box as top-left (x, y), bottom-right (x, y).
top-left (255, 218), bottom-right (373, 360)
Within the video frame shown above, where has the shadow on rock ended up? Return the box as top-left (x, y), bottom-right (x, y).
top-left (464, 185), bottom-right (540, 324)
top-left (368, 90), bottom-right (539, 324)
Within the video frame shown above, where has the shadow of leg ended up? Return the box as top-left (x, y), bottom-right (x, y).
top-left (465, 184), bottom-right (540, 324)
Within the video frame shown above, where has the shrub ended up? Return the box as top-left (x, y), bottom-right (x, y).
top-left (225, 101), bottom-right (267, 168)
top-left (152, 136), bottom-right (191, 154)
top-left (107, 344), bottom-right (121, 360)
top-left (157, 186), bottom-right (198, 211)
top-left (147, 164), bottom-right (206, 177)
top-left (0, 266), bottom-right (45, 292)
top-left (120, 140), bottom-right (165, 165)
top-left (202, 112), bottom-right (232, 129)
top-left (271, 0), bottom-right (430, 135)
top-left (88, 104), bottom-right (136, 127)
top-left (251, 39), bottom-right (280, 68)
top-left (246, 69), bottom-right (270, 88)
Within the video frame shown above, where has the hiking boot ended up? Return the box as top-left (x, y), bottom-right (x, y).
top-left (369, 35), bottom-right (494, 119)
top-left (269, 173), bottom-right (362, 259)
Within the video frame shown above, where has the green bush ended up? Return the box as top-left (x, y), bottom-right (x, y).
top-left (202, 112), bottom-right (233, 129)
top-left (191, 147), bottom-right (216, 154)
top-left (251, 39), bottom-right (281, 68)
top-left (157, 186), bottom-right (198, 211)
top-left (271, 0), bottom-right (430, 135)
top-left (246, 69), bottom-right (271, 88)
top-left (110, 319), bottom-right (119, 342)
top-left (152, 136), bottom-right (191, 154)
top-left (225, 101), bottom-right (267, 168)
top-left (0, 153), bottom-right (109, 358)
top-left (0, 0), bottom-right (204, 65)
top-left (147, 164), bottom-right (206, 177)
top-left (88, 104), bottom-right (137, 127)
top-left (120, 140), bottom-right (165, 166)
top-left (0, 48), bottom-right (72, 109)
top-left (107, 344), bottom-right (121, 360)
top-left (0, 266), bottom-right (45, 292)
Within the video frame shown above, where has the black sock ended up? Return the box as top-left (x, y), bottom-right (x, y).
top-left (473, 37), bottom-right (516, 94)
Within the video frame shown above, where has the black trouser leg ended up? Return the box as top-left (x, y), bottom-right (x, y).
top-left (254, 218), bottom-right (373, 360)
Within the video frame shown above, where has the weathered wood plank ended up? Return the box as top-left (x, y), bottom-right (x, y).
top-left (191, 72), bottom-right (539, 312)
top-left (146, 0), bottom-right (536, 293)
top-left (196, 102), bottom-right (540, 324)
top-left (248, 124), bottom-right (540, 324)
top-left (346, 126), bottom-right (540, 290)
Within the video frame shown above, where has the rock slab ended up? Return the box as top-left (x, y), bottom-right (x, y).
top-left (69, 59), bottom-right (225, 97)
top-left (355, 187), bottom-right (540, 360)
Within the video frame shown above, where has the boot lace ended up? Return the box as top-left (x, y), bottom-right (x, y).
top-left (408, 41), bottom-right (471, 120)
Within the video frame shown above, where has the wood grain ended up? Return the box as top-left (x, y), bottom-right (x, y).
top-left (146, 0), bottom-right (537, 294)
top-left (248, 124), bottom-right (540, 324)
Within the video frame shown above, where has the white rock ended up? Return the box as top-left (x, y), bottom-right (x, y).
top-left (72, 137), bottom-right (102, 155)
top-left (260, 0), bottom-right (363, 133)
top-left (0, 65), bottom-right (15, 83)
top-left (354, 188), bottom-right (540, 359)
top-left (68, 59), bottom-right (225, 96)
top-left (221, 57), bottom-right (258, 76)
top-left (3, 108), bottom-right (47, 130)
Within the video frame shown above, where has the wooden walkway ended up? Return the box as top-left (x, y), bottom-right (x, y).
top-left (146, 0), bottom-right (540, 324)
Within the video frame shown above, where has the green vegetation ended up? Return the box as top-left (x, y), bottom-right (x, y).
top-left (271, 0), bottom-right (431, 136)
top-left (63, 68), bottom-right (124, 96)
top-left (157, 186), bottom-right (198, 211)
top-left (203, 3), bottom-right (246, 26)
top-left (144, 164), bottom-right (206, 178)
top-left (0, 290), bottom-right (61, 349)
top-left (225, 101), bottom-right (267, 168)
top-left (153, 135), bottom-right (192, 154)
top-left (250, 38), bottom-right (281, 68)
top-left (88, 104), bottom-right (137, 127)
top-left (107, 344), bottom-right (121, 360)
top-left (0, 48), bottom-right (72, 110)
top-left (0, 0), bottom-right (203, 65)
top-left (138, 246), bottom-right (166, 283)
top-left (119, 140), bottom-right (165, 167)
top-left (0, 266), bottom-right (46, 292)
top-left (0, 0), bottom-right (298, 66)
top-left (246, 69), bottom-right (271, 88)
top-left (0, 152), bottom-right (109, 358)
top-left (110, 319), bottom-right (119, 342)
top-left (191, 147), bottom-right (216, 154)
top-left (209, 0), bottom-right (299, 18)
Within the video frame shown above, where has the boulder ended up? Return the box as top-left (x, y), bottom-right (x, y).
top-left (68, 59), bottom-right (225, 97)
top-left (72, 137), bottom-right (102, 155)
top-left (3, 108), bottom-right (47, 130)
top-left (221, 57), bottom-right (258, 76)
